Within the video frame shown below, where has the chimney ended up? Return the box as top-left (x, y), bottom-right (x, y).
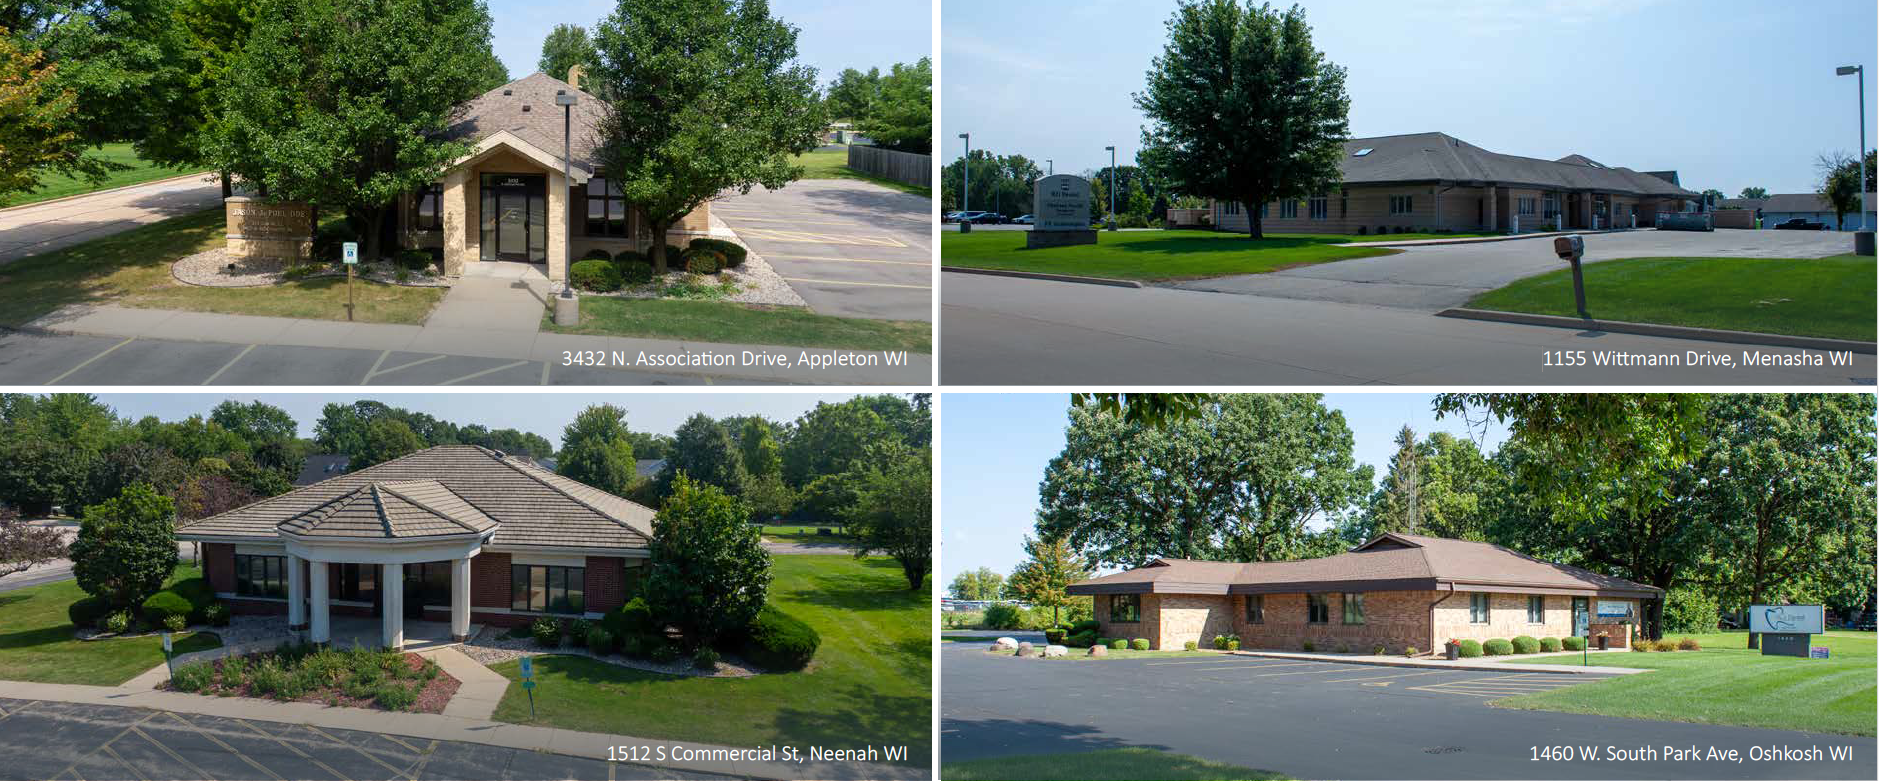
top-left (567, 64), bottom-right (585, 91)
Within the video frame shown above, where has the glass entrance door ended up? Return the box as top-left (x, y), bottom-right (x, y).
top-left (1573, 597), bottom-right (1589, 637)
top-left (479, 174), bottom-right (547, 262)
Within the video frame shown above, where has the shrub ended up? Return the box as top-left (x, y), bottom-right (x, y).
top-left (69, 596), bottom-right (111, 629)
top-left (1404, 646), bottom-right (1418, 657)
top-left (1561, 636), bottom-right (1586, 651)
top-left (570, 259), bottom-right (623, 292)
top-left (1301, 639), bottom-right (1315, 652)
top-left (580, 248), bottom-right (615, 263)
top-left (1226, 638), bottom-right (1239, 651)
top-left (1212, 634), bottom-right (1229, 650)
top-left (1068, 619), bottom-right (1100, 635)
top-left (1662, 584), bottom-right (1720, 634)
top-left (281, 263), bottom-right (323, 281)
top-left (1511, 636), bottom-right (1540, 655)
top-left (740, 605), bottom-right (820, 671)
top-left (374, 682), bottom-right (417, 711)
top-left (170, 661), bottom-right (215, 692)
top-left (1456, 639), bottom-right (1483, 658)
top-left (70, 483), bottom-right (178, 611)
top-left (688, 238), bottom-right (747, 268)
top-left (586, 627), bottom-right (614, 656)
top-left (531, 616), bottom-right (561, 648)
top-left (1110, 639), bottom-right (1127, 650)
top-left (1064, 630), bottom-right (1095, 648)
top-left (1043, 628), bottom-right (1066, 644)
top-left (650, 641), bottom-right (682, 664)
top-left (1183, 640), bottom-right (1199, 651)
top-left (618, 260), bottom-right (654, 285)
top-left (982, 603), bottom-right (1023, 630)
top-left (681, 247), bottom-right (723, 274)
top-left (1373, 644), bottom-right (1387, 656)
top-left (1676, 636), bottom-right (1700, 651)
top-left (169, 578), bottom-right (216, 618)
top-left (250, 658), bottom-right (287, 697)
top-left (1651, 639), bottom-right (1675, 652)
top-left (644, 475), bottom-right (770, 648)
top-left (312, 222), bottom-right (359, 262)
top-left (394, 249), bottom-right (433, 271)
top-left (102, 610), bottom-right (132, 634)
top-left (1129, 638), bottom-right (1149, 651)
top-left (602, 598), bottom-right (658, 642)
top-left (1540, 637), bottom-right (1562, 653)
top-left (220, 655), bottom-right (249, 688)
top-left (142, 591), bottom-right (192, 626)
top-left (1482, 639), bottom-right (1514, 656)
top-left (565, 619), bottom-right (592, 645)
top-left (163, 613), bottom-right (188, 632)
top-left (692, 646), bottom-right (721, 670)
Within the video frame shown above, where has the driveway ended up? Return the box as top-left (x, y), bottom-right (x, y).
top-left (941, 641), bottom-right (1876, 780)
top-left (0, 521), bottom-right (197, 594)
top-left (715, 179), bottom-right (931, 321)
top-left (1172, 229), bottom-right (1856, 311)
top-left (0, 174), bottom-right (223, 265)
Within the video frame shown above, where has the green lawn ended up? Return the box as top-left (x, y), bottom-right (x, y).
top-left (488, 555), bottom-right (929, 758)
top-left (942, 748), bottom-right (1289, 780)
top-left (1467, 255), bottom-right (1877, 341)
top-left (1338, 231), bottom-right (1505, 242)
top-left (0, 209), bottom-right (446, 328)
top-left (543, 296), bottom-right (931, 353)
top-left (940, 229), bottom-right (1398, 281)
top-left (759, 523), bottom-right (853, 543)
top-left (792, 149), bottom-right (930, 197)
top-left (0, 566), bottom-right (222, 686)
top-left (5, 143), bottom-right (206, 208)
top-left (1499, 630), bottom-right (1875, 735)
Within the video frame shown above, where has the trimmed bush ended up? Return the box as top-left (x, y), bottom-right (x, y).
top-left (163, 613), bottom-right (188, 632)
top-left (579, 248), bottom-right (615, 263)
top-left (1183, 640), bottom-right (1199, 651)
top-left (565, 619), bottom-right (592, 645)
top-left (169, 578), bottom-right (217, 618)
top-left (1456, 639), bottom-right (1483, 658)
top-left (374, 682), bottom-right (417, 711)
top-left (1651, 639), bottom-right (1675, 652)
top-left (619, 260), bottom-right (654, 284)
top-left (1043, 628), bottom-right (1066, 644)
top-left (982, 603), bottom-right (1023, 630)
top-left (681, 247), bottom-right (724, 274)
top-left (102, 610), bottom-right (132, 634)
top-left (688, 238), bottom-right (747, 268)
top-left (1129, 638), bottom-right (1149, 651)
top-left (1064, 630), bottom-right (1095, 648)
top-left (1373, 644), bottom-right (1387, 656)
top-left (692, 646), bottom-right (721, 670)
top-left (69, 596), bottom-right (111, 629)
top-left (1109, 639), bottom-right (1127, 650)
top-left (141, 590), bottom-right (193, 626)
top-left (602, 598), bottom-right (657, 642)
top-left (586, 627), bottom-right (614, 656)
top-left (1068, 619), bottom-right (1100, 635)
top-left (1226, 639), bottom-right (1239, 651)
top-left (531, 616), bottom-right (561, 648)
top-left (1540, 637), bottom-right (1562, 653)
top-left (1511, 636), bottom-right (1540, 654)
top-left (1482, 638), bottom-right (1514, 656)
top-left (1212, 635), bottom-right (1229, 650)
top-left (1561, 636), bottom-right (1586, 651)
top-left (1404, 646), bottom-right (1418, 657)
top-left (394, 249), bottom-right (433, 271)
top-left (1676, 636), bottom-right (1700, 651)
top-left (1630, 640), bottom-right (1650, 652)
top-left (570, 259), bottom-right (623, 292)
top-left (650, 641), bottom-right (682, 664)
top-left (740, 605), bottom-right (820, 671)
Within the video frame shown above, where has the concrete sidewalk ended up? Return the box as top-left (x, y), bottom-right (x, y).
top-left (1235, 649), bottom-right (1650, 675)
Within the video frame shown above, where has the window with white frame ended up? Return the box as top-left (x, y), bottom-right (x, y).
top-left (1517, 197), bottom-right (1536, 216)
top-left (1309, 196), bottom-right (1328, 220)
top-left (1470, 593), bottom-right (1491, 623)
top-left (1543, 195), bottom-right (1558, 218)
top-left (1280, 200), bottom-right (1298, 219)
top-left (1528, 595), bottom-right (1545, 623)
top-left (1389, 195), bottom-right (1414, 214)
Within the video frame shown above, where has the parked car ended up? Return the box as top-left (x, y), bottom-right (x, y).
top-left (942, 211), bottom-right (963, 223)
top-left (954, 211), bottom-right (1003, 224)
top-left (1012, 214), bottom-right (1035, 225)
top-left (1773, 218), bottom-right (1826, 230)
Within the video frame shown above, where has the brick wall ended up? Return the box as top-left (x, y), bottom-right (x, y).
top-left (1213, 185), bottom-right (1494, 235)
top-left (585, 556), bottom-right (627, 613)
top-left (1233, 591), bottom-right (1433, 654)
top-left (204, 543), bottom-right (235, 593)
top-left (1432, 592), bottom-right (1639, 646)
top-left (472, 552), bottom-right (512, 610)
top-left (1154, 594), bottom-right (1234, 650)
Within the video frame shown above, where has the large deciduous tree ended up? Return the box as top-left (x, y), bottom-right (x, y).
top-left (858, 58), bottom-right (930, 154)
top-left (948, 567), bottom-right (1005, 601)
top-left (842, 443), bottom-right (931, 590)
top-left (71, 483), bottom-right (178, 610)
top-left (1816, 151), bottom-right (1866, 231)
top-left (823, 66), bottom-right (879, 121)
top-left (354, 419), bottom-right (424, 468)
top-left (645, 475), bottom-right (771, 647)
top-left (0, 505), bottom-right (66, 580)
top-left (1135, 0), bottom-right (1350, 239)
top-left (537, 23), bottom-right (598, 83)
top-left (660, 414), bottom-right (744, 495)
top-left (588, 0), bottom-right (825, 273)
top-left (557, 404), bottom-right (636, 496)
top-left (0, 33), bottom-right (100, 205)
top-left (4, 1), bottom-right (194, 166)
top-left (1006, 535), bottom-right (1089, 625)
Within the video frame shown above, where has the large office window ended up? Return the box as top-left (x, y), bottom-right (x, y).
top-left (1543, 195), bottom-right (1559, 218)
top-left (1389, 195), bottom-right (1414, 215)
top-left (1245, 594), bottom-right (1264, 624)
top-left (1528, 595), bottom-right (1545, 623)
top-left (511, 564), bottom-right (586, 614)
top-left (408, 562), bottom-right (451, 606)
top-left (415, 184), bottom-right (444, 230)
top-left (335, 563), bottom-right (377, 603)
top-left (1307, 593), bottom-right (1330, 624)
top-left (234, 554), bottom-right (287, 598)
top-left (1280, 200), bottom-right (1299, 219)
top-left (1223, 201), bottom-right (1241, 216)
top-left (1308, 196), bottom-right (1328, 220)
top-left (1517, 197), bottom-right (1536, 216)
top-left (1342, 593), bottom-right (1366, 625)
top-left (585, 176), bottom-right (628, 237)
top-left (1110, 593), bottom-right (1141, 623)
top-left (1470, 593), bottom-right (1491, 623)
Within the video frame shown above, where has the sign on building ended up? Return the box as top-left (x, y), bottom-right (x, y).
top-left (1748, 604), bottom-right (1824, 635)
top-left (1595, 600), bottom-right (1633, 620)
top-left (1027, 174), bottom-right (1098, 249)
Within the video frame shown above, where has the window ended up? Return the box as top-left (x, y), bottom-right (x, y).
top-left (1517, 197), bottom-right (1536, 216)
top-left (1258, 203), bottom-right (1268, 218)
top-left (408, 562), bottom-right (451, 607)
top-left (1245, 594), bottom-right (1264, 624)
top-left (335, 563), bottom-right (377, 603)
top-left (585, 176), bottom-right (628, 237)
top-left (234, 554), bottom-right (287, 598)
top-left (1528, 595), bottom-right (1545, 623)
top-left (1223, 201), bottom-right (1240, 216)
top-left (1308, 196), bottom-right (1328, 220)
top-left (1353, 147), bottom-right (1373, 157)
top-left (1342, 593), bottom-right (1366, 625)
top-left (1389, 195), bottom-right (1414, 215)
top-left (1470, 593), bottom-right (1491, 624)
top-left (1280, 200), bottom-right (1299, 219)
top-left (1543, 195), bottom-right (1559, 218)
top-left (415, 184), bottom-right (444, 231)
top-left (1110, 593), bottom-right (1141, 623)
top-left (1307, 593), bottom-right (1330, 624)
top-left (1340, 191), bottom-right (1348, 217)
top-left (511, 564), bottom-right (586, 614)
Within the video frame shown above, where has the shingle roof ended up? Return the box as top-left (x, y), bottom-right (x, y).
top-left (442, 72), bottom-right (609, 176)
top-left (179, 445), bottom-right (653, 550)
top-left (1068, 532), bottom-right (1662, 598)
top-left (1336, 133), bottom-right (1698, 198)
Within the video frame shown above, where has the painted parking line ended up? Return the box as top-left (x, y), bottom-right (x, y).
top-left (780, 276), bottom-right (931, 290)
top-left (200, 343), bottom-right (256, 385)
top-left (1171, 660), bottom-right (1329, 672)
top-left (46, 336), bottom-right (135, 384)
top-left (717, 216), bottom-right (875, 227)
top-left (302, 723), bottom-right (413, 779)
top-left (1143, 658), bottom-right (1260, 666)
top-left (53, 709), bottom-right (160, 781)
top-left (737, 228), bottom-right (909, 247)
top-left (1316, 669), bottom-right (1451, 684)
top-left (129, 724), bottom-right (218, 781)
top-left (163, 712), bottom-right (285, 781)
top-left (236, 718), bottom-right (353, 781)
top-left (364, 353), bottom-right (446, 383)
top-left (766, 253), bottom-right (931, 267)
top-left (439, 359), bottom-right (532, 385)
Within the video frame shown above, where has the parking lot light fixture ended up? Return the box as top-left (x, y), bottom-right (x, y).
top-left (1835, 65), bottom-right (1867, 231)
top-left (1105, 146), bottom-right (1117, 230)
top-left (959, 133), bottom-right (971, 232)
top-left (1046, 159), bottom-right (1053, 175)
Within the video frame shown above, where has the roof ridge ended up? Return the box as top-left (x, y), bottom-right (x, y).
top-left (374, 479), bottom-right (482, 536)
top-left (184, 445), bottom-right (453, 530)
top-left (369, 484), bottom-right (393, 539)
top-left (493, 454), bottom-right (647, 538)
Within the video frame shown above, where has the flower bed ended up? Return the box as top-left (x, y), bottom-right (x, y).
top-left (163, 642), bottom-right (459, 713)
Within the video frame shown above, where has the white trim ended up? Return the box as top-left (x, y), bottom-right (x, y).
top-left (471, 606), bottom-right (605, 620)
top-left (218, 593), bottom-right (287, 603)
top-left (286, 535), bottom-right (484, 565)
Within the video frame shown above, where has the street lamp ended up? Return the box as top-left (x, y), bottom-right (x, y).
top-left (1835, 65), bottom-right (1868, 233)
top-left (958, 133), bottom-right (971, 233)
top-left (1104, 146), bottom-right (1117, 230)
top-left (1046, 159), bottom-right (1053, 175)
top-left (555, 89), bottom-right (578, 298)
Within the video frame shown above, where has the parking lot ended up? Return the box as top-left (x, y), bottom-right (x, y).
top-left (714, 179), bottom-right (931, 321)
top-left (941, 640), bottom-right (1876, 780)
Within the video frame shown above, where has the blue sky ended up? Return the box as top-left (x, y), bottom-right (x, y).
top-left (88, 393), bottom-right (857, 444)
top-left (938, 393), bottom-right (1509, 584)
top-left (941, 0), bottom-right (1878, 194)
top-left (487, 0), bottom-right (930, 92)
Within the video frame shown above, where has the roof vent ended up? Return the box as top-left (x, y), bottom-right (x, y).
top-left (502, 89), bottom-right (512, 96)
top-left (521, 105), bottom-right (530, 112)
top-left (1353, 148), bottom-right (1373, 157)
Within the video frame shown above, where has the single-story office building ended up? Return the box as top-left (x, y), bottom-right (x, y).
top-left (1069, 533), bottom-right (1662, 654)
top-left (175, 445), bottom-right (653, 649)
top-left (1208, 132), bottom-right (1701, 235)
top-left (1717, 193), bottom-right (1877, 230)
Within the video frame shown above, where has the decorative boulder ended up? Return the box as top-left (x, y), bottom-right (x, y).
top-left (1088, 645), bottom-right (1107, 657)
top-left (1015, 641), bottom-right (1035, 657)
top-left (992, 637), bottom-right (1018, 652)
top-left (1043, 645), bottom-right (1069, 658)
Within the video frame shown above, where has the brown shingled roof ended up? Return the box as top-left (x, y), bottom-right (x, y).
top-left (442, 72), bottom-right (609, 177)
top-left (1338, 133), bottom-right (1698, 198)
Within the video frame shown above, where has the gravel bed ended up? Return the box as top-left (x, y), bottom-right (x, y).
top-left (172, 247), bottom-right (450, 288)
top-left (459, 625), bottom-right (760, 678)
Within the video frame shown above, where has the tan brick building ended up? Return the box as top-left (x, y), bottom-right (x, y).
top-left (1072, 533), bottom-right (1659, 654)
top-left (1209, 133), bottom-right (1701, 236)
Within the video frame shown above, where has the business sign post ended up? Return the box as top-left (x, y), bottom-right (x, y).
top-left (1749, 604), bottom-right (1825, 658)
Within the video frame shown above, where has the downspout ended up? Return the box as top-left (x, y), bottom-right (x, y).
top-left (1428, 584), bottom-right (1457, 654)
top-left (1432, 184), bottom-right (1456, 232)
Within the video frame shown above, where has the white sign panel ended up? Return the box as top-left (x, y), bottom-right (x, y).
top-left (1595, 600), bottom-right (1632, 619)
top-left (342, 242), bottom-right (359, 265)
top-left (1748, 604), bottom-right (1824, 635)
top-left (1033, 175), bottom-right (1093, 232)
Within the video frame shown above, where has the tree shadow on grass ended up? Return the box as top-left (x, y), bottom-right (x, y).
top-left (0, 624), bottom-right (75, 650)
top-left (0, 207), bottom-right (224, 327)
top-left (939, 715), bottom-right (1159, 762)
top-left (772, 681), bottom-right (931, 761)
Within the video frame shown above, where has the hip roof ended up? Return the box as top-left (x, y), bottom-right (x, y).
top-left (1336, 132), bottom-right (1699, 198)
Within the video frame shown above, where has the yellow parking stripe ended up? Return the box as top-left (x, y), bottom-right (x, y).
top-left (781, 276), bottom-right (930, 290)
top-left (767, 254), bottom-right (930, 267)
top-left (239, 720), bottom-right (354, 781)
top-left (303, 724), bottom-right (413, 778)
top-left (1142, 658), bottom-right (1248, 666)
top-left (1179, 660), bottom-right (1326, 671)
top-left (130, 725), bottom-right (217, 781)
top-left (47, 336), bottom-right (134, 384)
top-left (55, 709), bottom-right (159, 781)
top-left (98, 744), bottom-right (148, 781)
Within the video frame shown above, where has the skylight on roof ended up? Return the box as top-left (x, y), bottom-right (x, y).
top-left (1353, 148), bottom-right (1373, 157)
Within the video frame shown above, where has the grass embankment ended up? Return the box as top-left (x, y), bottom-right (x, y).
top-left (940, 229), bottom-right (1398, 281)
top-left (1500, 630), bottom-right (1875, 735)
top-left (942, 748), bottom-right (1289, 780)
top-left (5, 143), bottom-right (206, 207)
top-left (1467, 255), bottom-right (1876, 342)
top-left (489, 555), bottom-right (929, 757)
top-left (542, 296), bottom-right (931, 353)
top-left (792, 148), bottom-right (930, 197)
top-left (0, 209), bottom-right (445, 328)
top-left (0, 566), bottom-right (221, 686)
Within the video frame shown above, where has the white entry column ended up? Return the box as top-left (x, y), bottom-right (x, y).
top-left (286, 554), bottom-right (306, 631)
top-left (309, 562), bottom-right (331, 644)
top-left (382, 563), bottom-right (404, 650)
top-left (451, 557), bottom-right (472, 641)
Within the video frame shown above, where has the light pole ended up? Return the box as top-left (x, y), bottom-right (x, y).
top-left (1046, 159), bottom-right (1053, 175)
top-left (555, 89), bottom-right (578, 297)
top-left (1835, 65), bottom-right (1867, 232)
top-left (1104, 146), bottom-right (1117, 230)
top-left (959, 132), bottom-right (971, 233)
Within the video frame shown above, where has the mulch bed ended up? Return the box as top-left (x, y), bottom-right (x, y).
top-left (162, 650), bottom-right (460, 714)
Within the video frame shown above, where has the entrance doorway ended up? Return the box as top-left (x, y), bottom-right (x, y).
top-left (479, 174), bottom-right (547, 263)
top-left (1573, 597), bottom-right (1590, 637)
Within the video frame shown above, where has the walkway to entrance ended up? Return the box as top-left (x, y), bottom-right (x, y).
top-left (417, 261), bottom-right (551, 358)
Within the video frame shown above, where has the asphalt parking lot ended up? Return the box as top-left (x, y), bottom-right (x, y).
top-left (0, 698), bottom-right (733, 781)
top-left (714, 179), bottom-right (931, 321)
top-left (941, 640), bottom-right (1876, 780)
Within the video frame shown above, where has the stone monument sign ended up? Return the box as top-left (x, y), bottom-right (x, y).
top-left (1027, 174), bottom-right (1098, 249)
top-left (225, 196), bottom-right (313, 264)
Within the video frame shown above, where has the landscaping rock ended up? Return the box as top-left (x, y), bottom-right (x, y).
top-left (1043, 644), bottom-right (1068, 657)
top-left (1015, 641), bottom-right (1034, 657)
top-left (992, 637), bottom-right (1018, 651)
top-left (1087, 645), bottom-right (1107, 657)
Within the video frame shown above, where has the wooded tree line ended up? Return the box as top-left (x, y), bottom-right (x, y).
top-left (1029, 393), bottom-right (1875, 643)
top-left (940, 151), bottom-right (1203, 225)
top-left (821, 59), bottom-right (933, 154)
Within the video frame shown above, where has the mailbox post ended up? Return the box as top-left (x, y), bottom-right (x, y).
top-left (1552, 235), bottom-right (1588, 318)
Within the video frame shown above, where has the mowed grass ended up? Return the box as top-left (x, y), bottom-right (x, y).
top-left (1500, 630), bottom-right (1876, 735)
top-left (0, 209), bottom-right (446, 328)
top-left (792, 148), bottom-right (930, 197)
top-left (488, 555), bottom-right (929, 757)
top-left (5, 143), bottom-right (206, 207)
top-left (759, 523), bottom-right (854, 543)
top-left (1338, 231), bottom-right (1505, 242)
top-left (543, 296), bottom-right (931, 353)
top-left (1467, 255), bottom-right (1877, 341)
top-left (0, 566), bottom-right (222, 686)
top-left (940, 229), bottom-right (1398, 281)
top-left (942, 748), bottom-right (1290, 780)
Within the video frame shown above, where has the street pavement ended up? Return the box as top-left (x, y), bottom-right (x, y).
top-left (941, 640), bottom-right (1877, 780)
top-left (0, 522), bottom-right (197, 594)
top-left (0, 174), bottom-right (224, 264)
top-left (714, 179), bottom-right (931, 321)
top-left (940, 272), bottom-right (1874, 385)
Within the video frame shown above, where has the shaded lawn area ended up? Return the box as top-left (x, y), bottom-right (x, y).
top-left (940, 229), bottom-right (1398, 281)
top-left (792, 148), bottom-right (930, 198)
top-left (7, 143), bottom-right (205, 207)
top-left (1502, 631), bottom-right (1875, 736)
top-left (0, 209), bottom-right (446, 328)
top-left (1466, 255), bottom-right (1877, 342)
top-left (542, 296), bottom-right (931, 353)
top-left (489, 555), bottom-right (929, 758)
top-left (942, 748), bottom-right (1290, 780)
top-left (0, 565), bottom-right (221, 686)
top-left (760, 523), bottom-right (853, 543)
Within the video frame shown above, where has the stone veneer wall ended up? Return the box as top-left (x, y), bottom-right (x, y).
top-left (225, 197), bottom-right (313, 263)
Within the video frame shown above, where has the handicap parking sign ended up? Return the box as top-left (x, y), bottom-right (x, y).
top-left (519, 656), bottom-right (532, 678)
top-left (342, 242), bottom-right (359, 265)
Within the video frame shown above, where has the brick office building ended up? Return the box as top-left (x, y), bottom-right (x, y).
top-left (1069, 533), bottom-right (1661, 654)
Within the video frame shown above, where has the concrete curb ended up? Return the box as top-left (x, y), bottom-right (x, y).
top-left (1232, 650), bottom-right (1648, 675)
top-left (0, 171), bottom-right (217, 214)
top-left (942, 265), bottom-right (1143, 288)
top-left (1435, 308), bottom-right (1877, 354)
top-left (1337, 228), bottom-right (1635, 248)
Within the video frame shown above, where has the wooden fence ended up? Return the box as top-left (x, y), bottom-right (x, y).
top-left (846, 145), bottom-right (931, 189)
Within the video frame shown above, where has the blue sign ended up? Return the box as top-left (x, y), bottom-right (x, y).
top-left (522, 679), bottom-right (536, 689)
top-left (519, 656), bottom-right (533, 678)
top-left (342, 242), bottom-right (359, 265)
top-left (1809, 646), bottom-right (1830, 659)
